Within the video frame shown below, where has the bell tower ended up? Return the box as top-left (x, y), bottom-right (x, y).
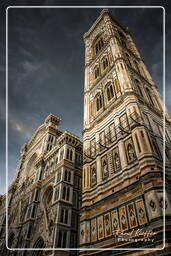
top-left (80, 9), bottom-right (171, 254)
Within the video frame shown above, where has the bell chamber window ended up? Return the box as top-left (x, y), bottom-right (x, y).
top-left (94, 65), bottom-right (100, 79)
top-left (106, 82), bottom-right (114, 101)
top-left (102, 56), bottom-right (109, 70)
top-left (66, 148), bottom-right (73, 161)
top-left (64, 169), bottom-right (71, 183)
top-left (96, 94), bottom-right (103, 111)
top-left (94, 37), bottom-right (104, 55)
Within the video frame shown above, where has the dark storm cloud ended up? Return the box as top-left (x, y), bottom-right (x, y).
top-left (0, 0), bottom-right (170, 194)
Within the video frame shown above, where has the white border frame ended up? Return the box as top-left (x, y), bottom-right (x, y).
top-left (6, 5), bottom-right (165, 252)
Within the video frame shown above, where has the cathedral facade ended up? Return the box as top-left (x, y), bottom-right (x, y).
top-left (0, 114), bottom-right (82, 256)
top-left (80, 9), bottom-right (171, 255)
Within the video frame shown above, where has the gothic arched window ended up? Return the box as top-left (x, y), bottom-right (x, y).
top-left (68, 171), bottom-right (71, 182)
top-left (66, 149), bottom-right (70, 159)
top-left (66, 187), bottom-right (70, 201)
top-left (62, 186), bottom-right (66, 200)
top-left (94, 37), bottom-right (104, 55)
top-left (102, 56), bottom-right (109, 70)
top-left (106, 83), bottom-right (114, 101)
top-left (70, 150), bottom-right (73, 161)
top-left (96, 94), bottom-right (103, 111)
top-left (64, 169), bottom-right (68, 181)
top-left (32, 237), bottom-right (45, 256)
top-left (94, 65), bottom-right (100, 79)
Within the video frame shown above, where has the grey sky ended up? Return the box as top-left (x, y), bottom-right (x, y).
top-left (0, 0), bottom-right (170, 194)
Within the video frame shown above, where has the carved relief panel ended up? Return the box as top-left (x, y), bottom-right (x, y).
top-left (97, 215), bottom-right (104, 240)
top-left (135, 199), bottom-right (147, 225)
top-left (104, 213), bottom-right (111, 237)
top-left (127, 202), bottom-right (138, 228)
top-left (119, 206), bottom-right (128, 231)
top-left (91, 218), bottom-right (97, 242)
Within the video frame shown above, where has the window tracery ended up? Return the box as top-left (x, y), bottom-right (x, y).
top-left (106, 82), bottom-right (114, 101)
top-left (94, 37), bottom-right (104, 55)
top-left (96, 94), bottom-right (103, 111)
top-left (94, 65), bottom-right (100, 79)
top-left (102, 56), bottom-right (109, 71)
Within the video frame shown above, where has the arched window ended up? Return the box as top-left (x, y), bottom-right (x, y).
top-left (62, 186), bottom-right (66, 200)
top-left (119, 31), bottom-right (127, 48)
top-left (65, 209), bottom-right (68, 223)
top-left (32, 237), bottom-right (45, 256)
top-left (102, 56), bottom-right (109, 70)
top-left (60, 208), bottom-right (64, 222)
top-left (57, 169), bottom-right (61, 182)
top-left (106, 83), bottom-right (114, 101)
top-left (70, 150), bottom-right (73, 161)
top-left (66, 187), bottom-right (70, 201)
top-left (94, 65), bottom-right (100, 79)
top-left (60, 149), bottom-right (64, 160)
top-left (66, 149), bottom-right (70, 159)
top-left (68, 171), bottom-right (71, 183)
top-left (107, 87), bottom-right (110, 101)
top-left (58, 230), bottom-right (62, 247)
top-left (64, 169), bottom-right (68, 181)
top-left (94, 37), bottom-right (104, 55)
top-left (64, 169), bottom-right (71, 183)
top-left (96, 94), bottom-right (103, 111)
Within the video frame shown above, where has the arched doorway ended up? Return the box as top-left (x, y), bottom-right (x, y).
top-left (32, 237), bottom-right (45, 256)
